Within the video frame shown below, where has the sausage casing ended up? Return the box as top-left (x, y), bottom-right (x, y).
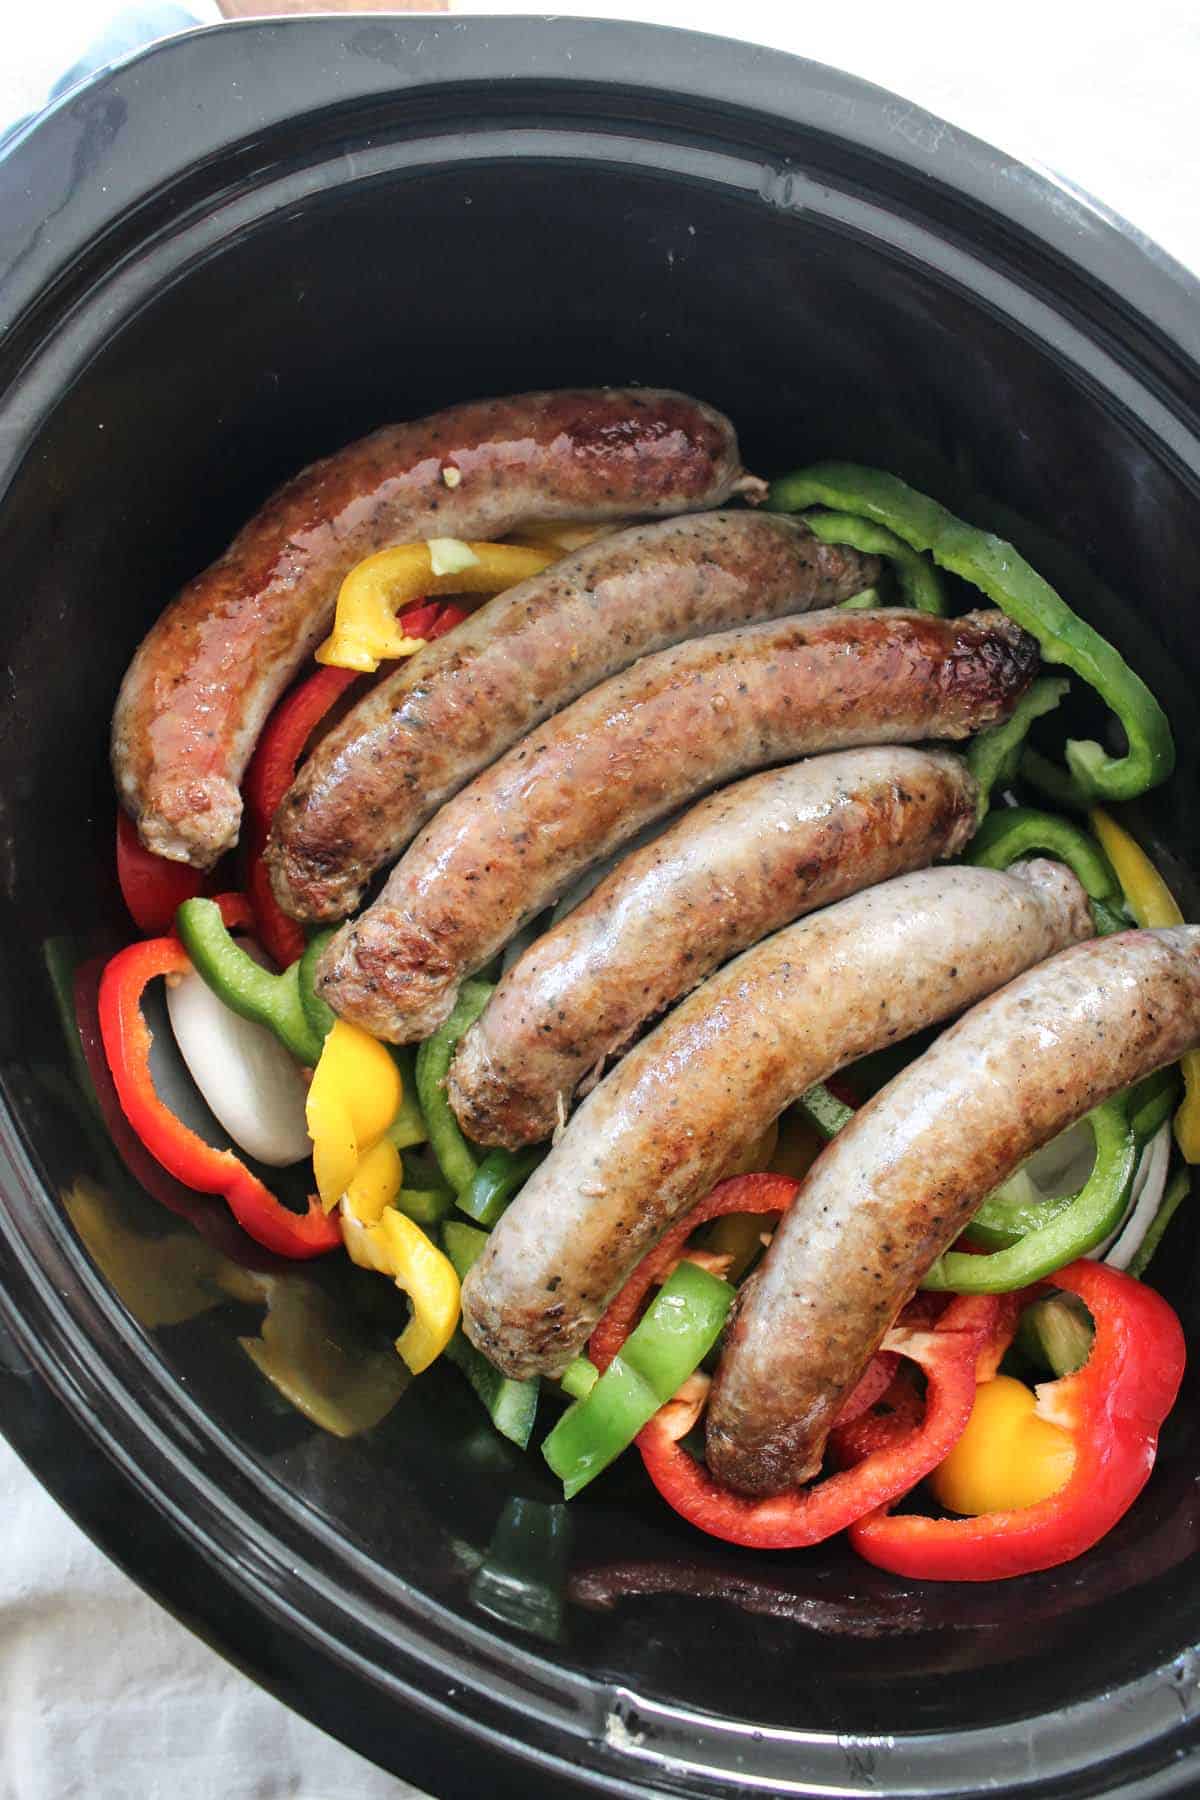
top-left (268, 511), bottom-right (876, 920)
top-left (707, 925), bottom-right (1200, 1495)
top-left (112, 388), bottom-right (752, 867)
top-left (459, 861), bottom-right (1090, 1379)
top-left (317, 609), bottom-right (1039, 1042)
top-left (448, 747), bottom-right (979, 1147)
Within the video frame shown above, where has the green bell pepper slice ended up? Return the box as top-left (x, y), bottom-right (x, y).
top-left (543, 1259), bottom-right (734, 1499)
top-left (441, 1219), bottom-right (539, 1447)
top-left (795, 1082), bottom-right (855, 1141)
top-left (801, 508), bottom-right (946, 614)
top-left (1126, 1067), bottom-right (1180, 1144)
top-left (175, 897), bottom-right (323, 1065)
top-left (966, 677), bottom-right (1069, 820)
top-left (297, 929), bottom-right (337, 1046)
top-left (559, 1356), bottom-right (599, 1401)
top-left (963, 1171), bottom-right (1075, 1252)
top-left (394, 1187), bottom-right (454, 1226)
top-left (923, 1100), bottom-right (1139, 1292)
top-left (413, 982), bottom-right (542, 1214)
top-left (957, 1072), bottom-right (1174, 1253)
top-left (966, 805), bottom-right (1127, 935)
top-left (769, 464), bottom-right (1175, 802)
top-left (414, 981), bottom-right (495, 1197)
top-left (469, 1496), bottom-right (572, 1643)
top-left (1128, 1167), bottom-right (1190, 1279)
top-left (442, 1220), bottom-right (490, 1272)
top-left (384, 1044), bottom-right (428, 1151)
top-left (1020, 747), bottom-right (1090, 814)
top-left (967, 805), bottom-right (1118, 899)
top-left (458, 1144), bottom-right (545, 1227)
top-left (1016, 1293), bottom-right (1094, 1377)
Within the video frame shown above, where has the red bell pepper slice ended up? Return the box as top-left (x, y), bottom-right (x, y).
top-left (828, 1366), bottom-right (926, 1463)
top-left (238, 601), bottom-right (471, 964)
top-left (848, 1258), bottom-right (1186, 1580)
top-left (73, 955), bottom-right (284, 1271)
top-left (426, 602), bottom-right (471, 639)
top-left (397, 602), bottom-right (442, 639)
top-left (634, 1287), bottom-right (1006, 1549)
top-left (241, 602), bottom-right (467, 845)
top-left (242, 665), bottom-right (360, 967)
top-left (171, 891), bottom-right (254, 935)
top-left (590, 1173), bottom-right (792, 1372)
top-left (589, 1172), bottom-right (1004, 1549)
top-left (97, 935), bottom-right (340, 1259)
top-left (242, 665), bottom-right (362, 833)
top-left (828, 1292), bottom-right (1025, 1468)
top-left (117, 810), bottom-right (206, 935)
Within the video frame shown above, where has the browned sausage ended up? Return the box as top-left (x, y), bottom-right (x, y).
top-left (707, 925), bottom-right (1200, 1495)
top-left (316, 608), bottom-right (1039, 1042)
top-left (267, 511), bottom-right (876, 921)
top-left (448, 747), bottom-right (979, 1148)
top-left (458, 862), bottom-right (1090, 1379)
top-left (112, 389), bottom-right (755, 868)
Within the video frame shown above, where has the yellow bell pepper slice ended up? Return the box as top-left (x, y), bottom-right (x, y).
top-left (344, 1136), bottom-right (404, 1226)
top-left (316, 541), bottom-right (554, 672)
top-left (930, 1374), bottom-right (1076, 1515)
top-left (340, 1205), bottom-right (460, 1374)
top-left (1090, 808), bottom-right (1200, 1162)
top-left (306, 1019), bottom-right (403, 1208)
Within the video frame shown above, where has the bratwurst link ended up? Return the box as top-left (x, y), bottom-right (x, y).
top-left (316, 609), bottom-right (1039, 1042)
top-left (707, 926), bottom-right (1200, 1497)
top-left (459, 862), bottom-right (1090, 1379)
top-left (112, 388), bottom-right (753, 868)
top-left (448, 747), bottom-right (980, 1148)
top-left (267, 511), bottom-right (877, 922)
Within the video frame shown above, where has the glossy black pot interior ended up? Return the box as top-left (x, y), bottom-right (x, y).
top-left (2, 18), bottom-right (1200, 1799)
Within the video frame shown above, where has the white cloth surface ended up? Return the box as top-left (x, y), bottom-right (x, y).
top-left (0, 1439), bottom-right (412, 1800)
top-left (1, 3), bottom-right (1198, 1798)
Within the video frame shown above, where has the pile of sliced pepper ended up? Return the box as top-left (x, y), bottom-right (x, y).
top-left (97, 576), bottom-right (489, 1339)
top-left (97, 922), bottom-right (341, 1259)
top-left (849, 1259), bottom-right (1185, 1580)
top-left (564, 1175), bottom-right (1188, 1581)
top-left (578, 1175), bottom-right (1019, 1549)
top-left (768, 464), bottom-right (1175, 802)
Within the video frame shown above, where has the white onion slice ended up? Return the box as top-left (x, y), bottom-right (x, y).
top-left (165, 953), bottom-right (311, 1167)
top-left (1096, 1123), bottom-right (1172, 1270)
